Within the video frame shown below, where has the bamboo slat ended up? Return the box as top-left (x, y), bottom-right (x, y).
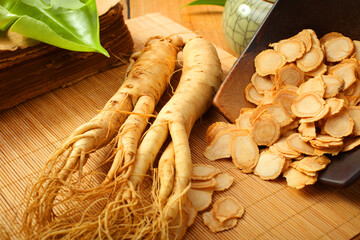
top-left (0, 14), bottom-right (359, 239)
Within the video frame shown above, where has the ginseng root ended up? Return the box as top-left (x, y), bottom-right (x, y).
top-left (21, 35), bottom-right (183, 238)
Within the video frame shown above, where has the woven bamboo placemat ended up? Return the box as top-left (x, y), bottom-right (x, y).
top-left (0, 13), bottom-right (359, 239)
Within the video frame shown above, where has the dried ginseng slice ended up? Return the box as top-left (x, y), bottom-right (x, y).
top-left (320, 32), bottom-right (344, 45)
top-left (305, 29), bottom-right (321, 47)
top-left (347, 106), bottom-right (360, 135)
top-left (250, 103), bottom-right (293, 127)
top-left (271, 39), bottom-right (306, 62)
top-left (329, 63), bottom-right (357, 90)
top-left (322, 75), bottom-right (344, 98)
top-left (353, 40), bottom-right (360, 60)
top-left (204, 129), bottom-right (240, 161)
top-left (245, 82), bottom-right (264, 105)
top-left (297, 75), bottom-right (326, 97)
top-left (253, 151), bottom-right (286, 180)
top-left (323, 111), bottom-right (354, 138)
top-left (344, 80), bottom-right (360, 106)
top-left (251, 113), bottom-right (281, 146)
top-left (342, 136), bottom-right (360, 152)
top-left (255, 49), bottom-right (286, 76)
top-left (187, 188), bottom-right (213, 211)
top-left (326, 98), bottom-right (345, 116)
top-left (235, 108), bottom-right (256, 131)
top-left (168, 209), bottom-right (189, 240)
top-left (306, 63), bottom-right (327, 77)
top-left (298, 122), bottom-right (316, 139)
top-left (271, 137), bottom-right (302, 158)
top-left (291, 29), bottom-right (312, 52)
top-left (203, 210), bottom-right (238, 233)
top-left (184, 199), bottom-right (197, 227)
top-left (299, 104), bottom-right (330, 123)
top-left (274, 63), bottom-right (305, 88)
top-left (296, 45), bottom-right (324, 72)
top-left (291, 92), bottom-right (325, 118)
top-left (191, 164), bottom-right (220, 180)
top-left (273, 87), bottom-right (298, 118)
top-left (290, 161), bottom-right (317, 177)
top-left (213, 173), bottom-right (234, 191)
top-left (251, 72), bottom-right (274, 93)
top-left (231, 132), bottom-right (259, 173)
top-left (206, 121), bottom-right (233, 145)
top-left (213, 196), bottom-right (244, 222)
top-left (191, 178), bottom-right (217, 189)
top-left (283, 167), bottom-right (318, 189)
top-left (287, 133), bottom-right (319, 155)
top-left (324, 36), bottom-right (354, 62)
top-left (297, 155), bottom-right (331, 172)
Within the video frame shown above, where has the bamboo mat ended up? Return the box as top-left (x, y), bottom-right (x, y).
top-left (0, 13), bottom-right (360, 239)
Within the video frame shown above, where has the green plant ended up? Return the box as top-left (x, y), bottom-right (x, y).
top-left (0, 0), bottom-right (108, 56)
top-left (184, 0), bottom-right (226, 7)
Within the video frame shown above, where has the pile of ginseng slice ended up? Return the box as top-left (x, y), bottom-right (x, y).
top-left (204, 29), bottom-right (360, 189)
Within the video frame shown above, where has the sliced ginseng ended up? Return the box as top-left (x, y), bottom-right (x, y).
top-left (231, 132), bottom-right (259, 173)
top-left (298, 122), bottom-right (316, 139)
top-left (184, 199), bottom-right (197, 227)
top-left (353, 40), bottom-right (360, 60)
top-left (297, 76), bottom-right (326, 97)
top-left (206, 121), bottom-right (234, 145)
top-left (260, 91), bottom-right (278, 105)
top-left (293, 155), bottom-right (330, 172)
top-left (191, 178), bottom-right (217, 189)
top-left (320, 32), bottom-right (344, 45)
top-left (299, 104), bottom-right (330, 123)
top-left (344, 80), bottom-right (360, 106)
top-left (204, 129), bottom-right (243, 161)
top-left (203, 210), bottom-right (238, 233)
top-left (291, 29), bottom-right (312, 52)
top-left (310, 138), bottom-right (343, 149)
top-left (283, 167), bottom-right (318, 189)
top-left (191, 164), bottom-right (221, 180)
top-left (287, 133), bottom-right (319, 155)
top-left (322, 75), bottom-right (344, 98)
top-left (306, 63), bottom-right (327, 77)
top-left (274, 63), bottom-right (305, 88)
top-left (342, 136), bottom-right (360, 152)
top-left (213, 173), bottom-right (234, 191)
top-left (253, 151), bottom-right (286, 180)
top-left (250, 103), bottom-right (293, 127)
top-left (291, 92), bottom-right (325, 118)
top-left (168, 208), bottom-right (189, 240)
top-left (329, 62), bottom-right (357, 90)
top-left (235, 108), bottom-right (256, 130)
top-left (251, 72), bottom-right (275, 93)
top-left (271, 137), bottom-right (302, 158)
top-left (347, 106), bottom-right (360, 135)
top-left (325, 98), bottom-right (345, 116)
top-left (296, 45), bottom-right (324, 72)
top-left (245, 82), bottom-right (264, 105)
top-left (323, 111), bottom-right (354, 138)
top-left (213, 196), bottom-right (244, 222)
top-left (306, 29), bottom-right (321, 47)
top-left (324, 36), bottom-right (354, 62)
top-left (187, 188), bottom-right (213, 211)
top-left (255, 49), bottom-right (286, 76)
top-left (271, 38), bottom-right (306, 62)
top-left (290, 161), bottom-right (317, 177)
top-left (273, 87), bottom-right (298, 118)
top-left (251, 113), bottom-right (281, 146)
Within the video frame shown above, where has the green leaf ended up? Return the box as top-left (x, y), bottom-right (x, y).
top-left (0, 0), bottom-right (109, 56)
top-left (183, 0), bottom-right (227, 7)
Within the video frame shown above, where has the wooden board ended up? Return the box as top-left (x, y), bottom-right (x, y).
top-left (0, 13), bottom-right (360, 239)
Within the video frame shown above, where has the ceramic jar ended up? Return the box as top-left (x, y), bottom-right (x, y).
top-left (222, 0), bottom-right (275, 56)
